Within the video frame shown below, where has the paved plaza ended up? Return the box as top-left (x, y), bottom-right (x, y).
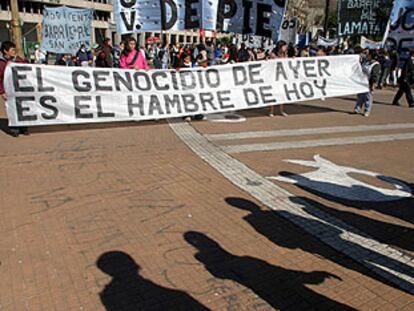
top-left (1, 89), bottom-right (414, 310)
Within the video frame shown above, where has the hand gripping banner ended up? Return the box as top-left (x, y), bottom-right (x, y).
top-left (4, 55), bottom-right (369, 127)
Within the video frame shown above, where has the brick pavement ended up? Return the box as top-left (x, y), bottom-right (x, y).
top-left (1, 91), bottom-right (414, 310)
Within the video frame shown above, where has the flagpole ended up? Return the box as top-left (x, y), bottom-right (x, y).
top-left (323, 0), bottom-right (330, 37)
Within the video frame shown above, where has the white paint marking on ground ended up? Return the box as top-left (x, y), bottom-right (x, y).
top-left (267, 154), bottom-right (412, 202)
top-left (168, 119), bottom-right (414, 294)
top-left (222, 133), bottom-right (414, 154)
top-left (205, 123), bottom-right (414, 141)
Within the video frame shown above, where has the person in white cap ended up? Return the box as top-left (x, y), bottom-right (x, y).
top-left (35, 44), bottom-right (47, 64)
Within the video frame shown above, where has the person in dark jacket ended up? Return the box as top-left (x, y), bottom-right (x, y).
top-left (354, 50), bottom-right (380, 117)
top-left (392, 49), bottom-right (414, 108)
top-left (0, 41), bottom-right (29, 137)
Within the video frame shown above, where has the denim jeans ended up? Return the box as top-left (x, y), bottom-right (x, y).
top-left (355, 92), bottom-right (373, 113)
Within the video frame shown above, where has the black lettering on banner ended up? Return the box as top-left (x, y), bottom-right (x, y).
top-left (12, 66), bottom-right (34, 92)
top-left (314, 79), bottom-right (327, 96)
top-left (74, 96), bottom-right (93, 119)
top-left (284, 83), bottom-right (301, 101)
top-left (196, 70), bottom-right (205, 88)
top-left (205, 69), bottom-right (220, 88)
top-left (96, 96), bottom-right (115, 118)
top-left (259, 86), bottom-right (276, 104)
top-left (148, 95), bottom-right (164, 116)
top-left (242, 0), bottom-right (253, 33)
top-left (401, 8), bottom-right (414, 31)
top-left (288, 61), bottom-right (300, 78)
top-left (73, 70), bottom-right (91, 92)
top-left (133, 72), bottom-right (151, 91)
top-left (275, 62), bottom-right (287, 81)
top-left (127, 95), bottom-right (145, 116)
top-left (120, 0), bottom-right (136, 9)
top-left (273, 0), bottom-right (286, 6)
top-left (114, 72), bottom-right (133, 91)
top-left (121, 11), bottom-right (138, 31)
top-left (199, 92), bottom-right (217, 111)
top-left (36, 68), bottom-right (54, 92)
top-left (161, 0), bottom-right (177, 30)
top-left (164, 94), bottom-right (182, 114)
top-left (243, 88), bottom-right (259, 106)
top-left (302, 60), bottom-right (317, 78)
top-left (182, 94), bottom-right (198, 112)
top-left (16, 96), bottom-right (37, 121)
top-left (300, 82), bottom-right (314, 98)
top-left (233, 66), bottom-right (247, 86)
top-left (94, 71), bottom-right (113, 91)
top-left (256, 3), bottom-right (271, 37)
top-left (248, 63), bottom-right (264, 84)
top-left (180, 71), bottom-right (196, 90)
top-left (318, 59), bottom-right (331, 76)
top-left (216, 0), bottom-right (237, 31)
top-left (40, 95), bottom-right (58, 120)
top-left (217, 90), bottom-right (233, 109)
top-left (185, 0), bottom-right (200, 29)
top-left (152, 71), bottom-right (169, 91)
top-left (171, 71), bottom-right (180, 90)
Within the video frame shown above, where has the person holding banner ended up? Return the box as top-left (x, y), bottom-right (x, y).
top-left (0, 41), bottom-right (29, 137)
top-left (269, 41), bottom-right (288, 117)
top-left (392, 49), bottom-right (414, 108)
top-left (120, 38), bottom-right (149, 70)
top-left (354, 50), bottom-right (380, 117)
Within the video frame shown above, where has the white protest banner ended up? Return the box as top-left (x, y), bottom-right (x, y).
top-left (383, 0), bottom-right (414, 51)
top-left (317, 36), bottom-right (339, 47)
top-left (5, 55), bottom-right (368, 127)
top-left (222, 0), bottom-right (287, 42)
top-left (279, 16), bottom-right (298, 44)
top-left (114, 0), bottom-right (219, 33)
top-left (234, 34), bottom-right (274, 49)
top-left (41, 6), bottom-right (93, 54)
top-left (361, 36), bottom-right (383, 49)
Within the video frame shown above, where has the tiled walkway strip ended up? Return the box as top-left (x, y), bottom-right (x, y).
top-left (169, 119), bottom-right (414, 294)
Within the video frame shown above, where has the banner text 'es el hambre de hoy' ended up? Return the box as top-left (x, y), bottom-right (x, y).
top-left (5, 55), bottom-right (369, 127)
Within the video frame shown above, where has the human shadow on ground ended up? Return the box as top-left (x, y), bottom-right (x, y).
top-left (293, 196), bottom-right (414, 252)
top-left (184, 231), bottom-right (356, 311)
top-left (274, 171), bottom-right (414, 225)
top-left (226, 197), bottom-right (414, 295)
top-left (97, 251), bottom-right (210, 311)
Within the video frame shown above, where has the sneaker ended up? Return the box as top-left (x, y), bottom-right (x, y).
top-left (281, 112), bottom-right (288, 117)
top-left (184, 116), bottom-right (191, 122)
top-left (363, 111), bottom-right (370, 117)
top-left (353, 108), bottom-right (361, 114)
top-left (268, 113), bottom-right (274, 117)
top-left (392, 102), bottom-right (400, 106)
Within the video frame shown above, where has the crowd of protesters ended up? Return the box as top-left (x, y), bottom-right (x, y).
top-left (0, 36), bottom-right (413, 136)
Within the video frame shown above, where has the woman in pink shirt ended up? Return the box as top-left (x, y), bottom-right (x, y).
top-left (120, 37), bottom-right (149, 70)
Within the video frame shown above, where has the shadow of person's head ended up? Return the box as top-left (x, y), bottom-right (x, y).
top-left (184, 231), bottom-right (219, 249)
top-left (225, 197), bottom-right (262, 213)
top-left (97, 251), bottom-right (140, 277)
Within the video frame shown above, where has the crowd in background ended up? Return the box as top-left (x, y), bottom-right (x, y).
top-left (0, 36), bottom-right (413, 136)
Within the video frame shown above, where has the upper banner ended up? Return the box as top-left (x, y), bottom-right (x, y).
top-left (5, 55), bottom-right (368, 127)
top-left (383, 0), bottom-right (414, 51)
top-left (337, 0), bottom-right (393, 37)
top-left (361, 36), bottom-right (383, 49)
top-left (41, 6), bottom-right (93, 54)
top-left (115, 0), bottom-right (287, 41)
top-left (317, 36), bottom-right (339, 47)
top-left (279, 16), bottom-right (298, 45)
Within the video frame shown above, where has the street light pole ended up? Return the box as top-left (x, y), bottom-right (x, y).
top-left (10, 0), bottom-right (24, 57)
top-left (323, 0), bottom-right (330, 37)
